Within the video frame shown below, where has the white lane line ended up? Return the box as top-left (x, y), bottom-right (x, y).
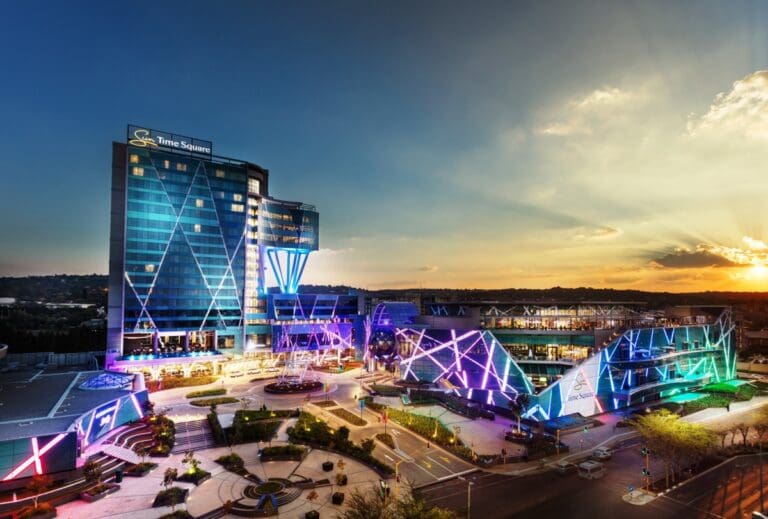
top-left (384, 455), bottom-right (394, 462)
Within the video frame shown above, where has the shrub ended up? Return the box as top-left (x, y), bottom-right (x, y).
top-left (208, 412), bottom-right (227, 445)
top-left (186, 388), bottom-right (227, 399)
top-left (147, 376), bottom-right (218, 391)
top-left (735, 385), bottom-right (758, 401)
top-left (682, 394), bottom-right (733, 414)
top-left (261, 445), bottom-right (306, 457)
top-left (216, 453), bottom-right (245, 471)
top-left (385, 407), bottom-right (475, 462)
top-left (370, 384), bottom-right (403, 397)
top-left (189, 397), bottom-right (239, 407)
top-left (18, 502), bottom-right (54, 519)
top-left (287, 412), bottom-right (394, 475)
top-left (153, 487), bottom-right (188, 507)
top-left (329, 408), bottom-right (367, 426)
top-left (375, 433), bottom-right (395, 449)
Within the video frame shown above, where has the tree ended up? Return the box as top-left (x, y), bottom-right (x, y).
top-left (361, 437), bottom-right (376, 455)
top-left (26, 474), bottom-right (52, 509)
top-left (508, 393), bottom-right (531, 434)
top-left (336, 485), bottom-right (389, 519)
top-left (715, 430), bottom-right (728, 449)
top-left (728, 425), bottom-right (740, 447)
top-left (735, 423), bottom-right (751, 445)
top-left (336, 426), bottom-right (351, 448)
top-left (634, 410), bottom-right (715, 488)
top-left (135, 444), bottom-right (150, 464)
top-left (182, 451), bottom-right (200, 474)
top-left (82, 459), bottom-right (104, 489)
top-left (162, 467), bottom-right (178, 491)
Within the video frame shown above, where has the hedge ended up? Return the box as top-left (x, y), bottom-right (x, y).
top-left (385, 407), bottom-right (475, 461)
top-left (147, 376), bottom-right (218, 391)
top-left (208, 412), bottom-right (227, 445)
top-left (370, 384), bottom-right (403, 397)
top-left (186, 388), bottom-right (227, 399)
top-left (261, 445), bottom-right (306, 456)
top-left (329, 408), bottom-right (367, 426)
top-left (189, 397), bottom-right (239, 407)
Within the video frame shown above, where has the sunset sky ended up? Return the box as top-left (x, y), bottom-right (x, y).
top-left (2, 1), bottom-right (768, 291)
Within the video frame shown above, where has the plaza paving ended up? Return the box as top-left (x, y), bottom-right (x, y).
top-left (56, 441), bottom-right (386, 519)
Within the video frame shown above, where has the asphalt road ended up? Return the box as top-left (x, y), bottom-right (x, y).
top-left (418, 445), bottom-right (695, 519)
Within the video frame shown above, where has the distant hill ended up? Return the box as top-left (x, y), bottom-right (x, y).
top-left (3, 275), bottom-right (768, 309)
top-left (0, 274), bottom-right (108, 305)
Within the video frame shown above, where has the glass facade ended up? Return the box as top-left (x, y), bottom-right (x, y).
top-left (107, 132), bottom-right (320, 367)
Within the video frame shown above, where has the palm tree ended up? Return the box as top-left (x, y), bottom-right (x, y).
top-left (508, 393), bottom-right (531, 434)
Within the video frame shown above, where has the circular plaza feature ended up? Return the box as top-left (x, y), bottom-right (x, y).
top-left (264, 380), bottom-right (323, 394)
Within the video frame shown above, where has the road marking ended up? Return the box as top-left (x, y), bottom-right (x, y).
top-left (426, 456), bottom-right (454, 474)
top-left (391, 430), bottom-right (400, 436)
top-left (384, 455), bottom-right (394, 462)
top-left (422, 460), bottom-right (432, 469)
top-left (439, 456), bottom-right (450, 463)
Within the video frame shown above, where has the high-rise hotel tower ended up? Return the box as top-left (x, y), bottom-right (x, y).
top-left (106, 126), bottom-right (320, 375)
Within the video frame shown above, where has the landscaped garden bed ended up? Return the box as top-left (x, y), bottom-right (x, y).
top-left (215, 453), bottom-right (245, 471)
top-left (329, 407), bottom-right (367, 426)
top-left (175, 469), bottom-right (211, 485)
top-left (80, 483), bottom-right (120, 502)
top-left (260, 444), bottom-right (307, 461)
top-left (153, 487), bottom-right (189, 507)
top-left (287, 412), bottom-right (394, 475)
top-left (124, 461), bottom-right (158, 477)
top-left (147, 375), bottom-right (218, 392)
top-left (189, 396), bottom-right (239, 407)
top-left (313, 400), bottom-right (338, 408)
top-left (384, 407), bottom-right (476, 462)
top-left (370, 384), bottom-right (403, 397)
top-left (147, 414), bottom-right (176, 456)
top-left (264, 380), bottom-right (323, 394)
top-left (375, 432), bottom-right (395, 449)
top-left (186, 388), bottom-right (227, 399)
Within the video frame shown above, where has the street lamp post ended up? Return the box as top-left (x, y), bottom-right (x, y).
top-left (394, 460), bottom-right (403, 499)
top-left (457, 476), bottom-right (474, 519)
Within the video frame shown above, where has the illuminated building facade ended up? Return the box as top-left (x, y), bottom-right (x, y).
top-left (107, 126), bottom-right (321, 376)
top-left (378, 302), bottom-right (737, 419)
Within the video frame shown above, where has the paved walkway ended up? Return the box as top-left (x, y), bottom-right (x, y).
top-left (55, 441), bottom-right (384, 519)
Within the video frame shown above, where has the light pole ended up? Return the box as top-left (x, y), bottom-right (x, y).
top-left (394, 460), bottom-right (403, 499)
top-left (457, 476), bottom-right (474, 519)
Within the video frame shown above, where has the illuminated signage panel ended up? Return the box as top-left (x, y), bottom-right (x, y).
top-left (127, 125), bottom-right (213, 156)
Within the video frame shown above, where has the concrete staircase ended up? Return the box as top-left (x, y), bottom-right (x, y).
top-left (172, 418), bottom-right (216, 453)
top-left (102, 444), bottom-right (141, 464)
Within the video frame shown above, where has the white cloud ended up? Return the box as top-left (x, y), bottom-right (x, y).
top-left (537, 86), bottom-right (639, 138)
top-left (572, 87), bottom-right (635, 110)
top-left (687, 70), bottom-right (768, 140)
top-left (573, 226), bottom-right (622, 240)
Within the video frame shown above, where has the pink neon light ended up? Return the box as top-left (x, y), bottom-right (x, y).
top-left (2, 433), bottom-right (68, 481)
top-left (31, 438), bottom-right (42, 474)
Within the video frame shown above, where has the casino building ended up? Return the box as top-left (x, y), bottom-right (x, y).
top-left (107, 126), bottom-right (358, 379)
top-left (367, 301), bottom-right (737, 419)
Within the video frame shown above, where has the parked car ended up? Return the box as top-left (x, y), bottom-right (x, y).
top-left (590, 448), bottom-right (612, 461)
top-left (229, 370), bottom-right (244, 378)
top-left (247, 368), bottom-right (262, 375)
top-left (578, 461), bottom-right (606, 479)
top-left (552, 460), bottom-right (577, 475)
top-left (265, 367), bottom-right (280, 373)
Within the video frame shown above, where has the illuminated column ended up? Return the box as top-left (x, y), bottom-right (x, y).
top-left (152, 332), bottom-right (159, 355)
top-left (265, 247), bottom-right (310, 294)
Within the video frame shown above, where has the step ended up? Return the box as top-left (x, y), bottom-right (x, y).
top-left (102, 444), bottom-right (142, 464)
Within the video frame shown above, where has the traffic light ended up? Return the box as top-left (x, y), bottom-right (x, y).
top-left (642, 468), bottom-right (651, 477)
top-left (640, 446), bottom-right (647, 456)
